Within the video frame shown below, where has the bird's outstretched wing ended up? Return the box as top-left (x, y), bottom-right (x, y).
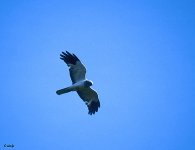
top-left (60, 51), bottom-right (86, 83)
top-left (77, 88), bottom-right (100, 115)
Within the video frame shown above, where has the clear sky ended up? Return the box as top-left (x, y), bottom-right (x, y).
top-left (0, 0), bottom-right (195, 150)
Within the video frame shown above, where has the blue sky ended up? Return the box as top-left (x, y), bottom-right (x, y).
top-left (0, 0), bottom-right (195, 150)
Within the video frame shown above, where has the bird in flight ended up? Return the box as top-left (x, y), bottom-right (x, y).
top-left (56, 51), bottom-right (100, 115)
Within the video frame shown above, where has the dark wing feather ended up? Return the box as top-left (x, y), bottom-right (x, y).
top-left (77, 87), bottom-right (100, 115)
top-left (60, 51), bottom-right (86, 83)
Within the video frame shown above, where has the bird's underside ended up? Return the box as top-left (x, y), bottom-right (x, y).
top-left (56, 51), bottom-right (100, 115)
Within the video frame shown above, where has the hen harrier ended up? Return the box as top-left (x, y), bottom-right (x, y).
top-left (56, 51), bottom-right (100, 115)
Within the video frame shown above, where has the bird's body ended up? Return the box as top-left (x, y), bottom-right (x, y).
top-left (56, 51), bottom-right (100, 115)
top-left (56, 79), bottom-right (92, 94)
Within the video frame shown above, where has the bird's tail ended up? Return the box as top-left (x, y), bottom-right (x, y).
top-left (56, 87), bottom-right (73, 95)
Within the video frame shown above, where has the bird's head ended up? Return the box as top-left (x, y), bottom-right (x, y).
top-left (84, 80), bottom-right (93, 87)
